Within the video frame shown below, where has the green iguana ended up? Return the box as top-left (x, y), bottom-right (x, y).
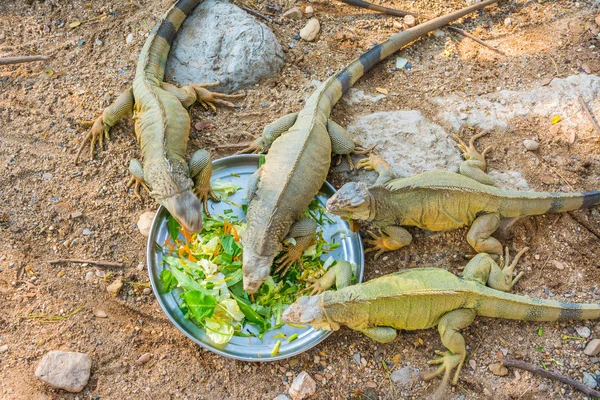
top-left (75, 0), bottom-right (242, 233)
top-left (326, 132), bottom-right (600, 258)
top-left (283, 252), bottom-right (600, 396)
top-left (240, 0), bottom-right (500, 293)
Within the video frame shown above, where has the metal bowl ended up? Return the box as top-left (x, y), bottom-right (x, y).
top-left (147, 154), bottom-right (364, 361)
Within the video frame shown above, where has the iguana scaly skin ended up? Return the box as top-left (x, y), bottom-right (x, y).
top-left (240, 0), bottom-right (500, 293)
top-left (75, 0), bottom-right (242, 233)
top-left (326, 132), bottom-right (600, 258)
top-left (283, 252), bottom-right (600, 395)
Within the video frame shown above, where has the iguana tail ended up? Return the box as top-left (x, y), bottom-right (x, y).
top-left (136, 0), bottom-right (202, 82)
top-left (319, 0), bottom-right (498, 107)
top-left (496, 189), bottom-right (600, 218)
top-left (475, 286), bottom-right (600, 322)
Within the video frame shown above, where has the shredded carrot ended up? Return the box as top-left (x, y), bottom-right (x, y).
top-left (181, 228), bottom-right (193, 243)
top-left (229, 224), bottom-right (240, 242)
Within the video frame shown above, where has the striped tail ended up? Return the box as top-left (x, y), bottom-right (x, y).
top-left (321, 0), bottom-right (498, 106)
top-left (136, 0), bottom-right (203, 82)
top-left (497, 189), bottom-right (600, 218)
top-left (476, 287), bottom-right (600, 322)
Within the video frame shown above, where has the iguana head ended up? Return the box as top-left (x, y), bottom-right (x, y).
top-left (242, 249), bottom-right (274, 294)
top-left (283, 296), bottom-right (336, 330)
top-left (326, 182), bottom-right (372, 221)
top-left (163, 190), bottom-right (204, 233)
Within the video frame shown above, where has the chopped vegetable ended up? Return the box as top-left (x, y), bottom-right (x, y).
top-left (271, 340), bottom-right (281, 356)
top-left (159, 179), bottom-right (352, 345)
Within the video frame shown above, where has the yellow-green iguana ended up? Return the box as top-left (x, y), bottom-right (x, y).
top-left (326, 133), bottom-right (600, 258)
top-left (283, 252), bottom-right (600, 396)
top-left (75, 0), bottom-right (242, 233)
top-left (239, 0), bottom-right (500, 294)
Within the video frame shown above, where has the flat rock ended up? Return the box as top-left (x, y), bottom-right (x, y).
top-left (576, 326), bottom-right (592, 338)
top-left (289, 371), bottom-right (316, 400)
top-left (300, 18), bottom-right (320, 42)
top-left (166, 0), bottom-right (284, 93)
top-left (282, 7), bottom-right (302, 20)
top-left (584, 339), bottom-right (600, 356)
top-left (583, 372), bottom-right (598, 389)
top-left (390, 366), bottom-right (418, 386)
top-left (137, 211), bottom-right (155, 237)
top-left (35, 351), bottom-right (91, 393)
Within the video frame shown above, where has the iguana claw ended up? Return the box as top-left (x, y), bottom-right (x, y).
top-left (297, 276), bottom-right (328, 296)
top-left (238, 137), bottom-right (267, 154)
top-left (364, 230), bottom-right (396, 259)
top-left (126, 175), bottom-right (150, 200)
top-left (75, 116), bottom-right (110, 163)
top-left (274, 251), bottom-right (302, 277)
top-left (453, 131), bottom-right (490, 160)
top-left (193, 82), bottom-right (244, 113)
top-left (193, 184), bottom-right (220, 217)
top-left (422, 350), bottom-right (464, 387)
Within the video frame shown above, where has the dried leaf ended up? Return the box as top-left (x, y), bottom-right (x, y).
top-left (564, 130), bottom-right (576, 144)
top-left (552, 260), bottom-right (566, 270)
top-left (69, 21), bottom-right (82, 28)
top-left (551, 116), bottom-right (562, 125)
top-left (375, 87), bottom-right (388, 95)
top-left (44, 68), bottom-right (54, 77)
top-left (392, 354), bottom-right (402, 364)
top-left (194, 120), bottom-right (214, 130)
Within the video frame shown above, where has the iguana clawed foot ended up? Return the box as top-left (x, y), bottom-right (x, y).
top-left (274, 232), bottom-right (315, 277)
top-left (454, 131), bottom-right (490, 160)
top-left (364, 230), bottom-right (402, 259)
top-left (298, 276), bottom-right (330, 296)
top-left (126, 176), bottom-right (150, 200)
top-left (238, 137), bottom-right (268, 154)
top-left (75, 116), bottom-right (111, 163)
top-left (193, 184), bottom-right (220, 217)
top-left (498, 246), bottom-right (527, 287)
top-left (193, 81), bottom-right (244, 112)
top-left (421, 350), bottom-right (464, 396)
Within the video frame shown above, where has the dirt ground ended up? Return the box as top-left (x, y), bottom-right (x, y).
top-left (2, 0), bottom-right (600, 399)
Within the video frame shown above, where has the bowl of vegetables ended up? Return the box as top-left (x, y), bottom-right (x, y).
top-left (147, 154), bottom-right (364, 361)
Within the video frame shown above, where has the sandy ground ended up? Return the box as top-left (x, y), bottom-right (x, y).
top-left (1, 0), bottom-right (600, 399)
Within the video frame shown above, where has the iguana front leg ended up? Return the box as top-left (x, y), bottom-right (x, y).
top-left (422, 309), bottom-right (475, 396)
top-left (189, 149), bottom-right (219, 216)
top-left (239, 113), bottom-right (299, 154)
top-left (462, 248), bottom-right (527, 291)
top-left (365, 226), bottom-right (412, 259)
top-left (455, 131), bottom-right (495, 186)
top-left (126, 158), bottom-right (150, 199)
top-left (298, 260), bottom-right (354, 295)
top-left (466, 213), bottom-right (502, 257)
top-left (355, 151), bottom-right (396, 186)
top-left (75, 88), bottom-right (134, 162)
top-left (274, 218), bottom-right (318, 276)
top-left (354, 326), bottom-right (397, 343)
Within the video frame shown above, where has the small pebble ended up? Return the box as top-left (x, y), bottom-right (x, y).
top-left (85, 271), bottom-right (94, 282)
top-left (403, 15), bottom-right (416, 27)
top-left (504, 17), bottom-right (512, 27)
top-left (42, 173), bottom-right (53, 181)
top-left (523, 139), bottom-right (539, 151)
top-left (135, 352), bottom-right (152, 365)
top-left (584, 339), bottom-right (600, 356)
top-left (95, 39), bottom-right (103, 46)
top-left (576, 326), bottom-right (591, 338)
top-left (488, 362), bottom-right (508, 376)
top-left (282, 7), bottom-right (302, 20)
top-left (71, 211), bottom-right (83, 219)
top-left (273, 395), bottom-right (290, 400)
top-left (395, 57), bottom-right (408, 69)
top-left (143, 287), bottom-right (152, 295)
top-left (300, 18), bottom-right (320, 42)
top-left (469, 359), bottom-right (477, 370)
top-left (583, 372), bottom-right (597, 389)
top-left (390, 366), bottom-right (416, 386)
top-left (0, 344), bottom-right (8, 353)
top-left (289, 371), bottom-right (316, 400)
top-left (433, 29), bottom-right (445, 38)
top-left (82, 229), bottom-right (92, 236)
top-left (126, 33), bottom-right (133, 44)
top-left (137, 211), bottom-right (155, 237)
top-left (393, 20), bottom-right (403, 30)
top-left (352, 353), bottom-right (361, 366)
top-left (304, 6), bottom-right (314, 17)
top-left (106, 279), bottom-right (123, 297)
top-left (93, 309), bottom-right (107, 318)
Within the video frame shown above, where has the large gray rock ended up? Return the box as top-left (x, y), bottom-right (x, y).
top-left (166, 0), bottom-right (284, 92)
top-left (35, 351), bottom-right (92, 392)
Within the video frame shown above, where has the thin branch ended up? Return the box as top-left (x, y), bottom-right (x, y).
top-left (48, 259), bottom-right (123, 268)
top-left (0, 55), bottom-right (51, 66)
top-left (241, 6), bottom-right (281, 25)
top-left (579, 96), bottom-right (600, 136)
top-left (447, 26), bottom-right (506, 56)
top-left (340, 0), bottom-right (418, 17)
top-left (503, 359), bottom-right (600, 398)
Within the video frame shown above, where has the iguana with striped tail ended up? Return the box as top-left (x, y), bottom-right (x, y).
top-left (283, 251), bottom-right (600, 397)
top-left (75, 0), bottom-right (242, 233)
top-left (326, 132), bottom-right (600, 258)
top-left (240, 0), bottom-right (500, 293)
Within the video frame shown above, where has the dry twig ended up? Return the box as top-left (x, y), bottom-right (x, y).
top-left (503, 359), bottom-right (600, 398)
top-left (241, 5), bottom-right (281, 25)
top-left (579, 96), bottom-right (600, 136)
top-left (446, 26), bottom-right (506, 56)
top-left (48, 259), bottom-right (123, 268)
top-left (340, 0), bottom-right (418, 17)
top-left (0, 55), bottom-right (51, 66)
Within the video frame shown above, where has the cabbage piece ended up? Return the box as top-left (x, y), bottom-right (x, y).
top-left (204, 317), bottom-right (234, 344)
top-left (219, 298), bottom-right (245, 322)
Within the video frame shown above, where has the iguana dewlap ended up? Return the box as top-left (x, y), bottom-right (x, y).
top-left (326, 133), bottom-right (600, 258)
top-left (283, 253), bottom-right (600, 396)
top-left (240, 0), bottom-right (500, 293)
top-left (75, 0), bottom-right (242, 233)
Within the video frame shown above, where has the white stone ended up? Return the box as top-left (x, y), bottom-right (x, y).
top-left (403, 15), bottom-right (416, 27)
top-left (300, 18), bottom-right (320, 42)
top-left (577, 326), bottom-right (592, 338)
top-left (304, 6), bottom-right (314, 17)
top-left (584, 339), bottom-right (600, 356)
top-left (166, 0), bottom-right (284, 92)
top-left (137, 211), bottom-right (155, 237)
top-left (390, 367), bottom-right (417, 386)
top-left (289, 371), bottom-right (316, 400)
top-left (125, 33), bottom-right (133, 45)
top-left (35, 351), bottom-right (91, 393)
top-left (523, 139), bottom-right (539, 151)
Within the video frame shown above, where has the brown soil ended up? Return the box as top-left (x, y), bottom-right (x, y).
top-left (1, 0), bottom-right (600, 399)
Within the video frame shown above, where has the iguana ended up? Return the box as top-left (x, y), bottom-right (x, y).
top-left (326, 132), bottom-right (600, 258)
top-left (75, 0), bottom-right (242, 233)
top-left (283, 252), bottom-right (600, 396)
top-left (240, 0), bottom-right (500, 293)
